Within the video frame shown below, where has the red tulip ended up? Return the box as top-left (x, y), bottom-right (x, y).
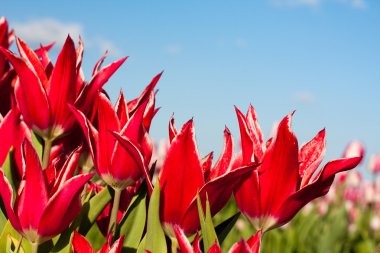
top-left (234, 105), bottom-right (362, 231)
top-left (0, 36), bottom-right (126, 140)
top-left (0, 139), bottom-right (93, 245)
top-left (0, 107), bottom-right (30, 177)
top-left (158, 118), bottom-right (255, 235)
top-left (72, 231), bottom-right (124, 253)
top-left (70, 79), bottom-right (159, 190)
top-left (0, 16), bottom-right (15, 116)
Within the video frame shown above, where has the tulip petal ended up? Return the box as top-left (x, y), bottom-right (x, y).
top-left (16, 38), bottom-right (49, 88)
top-left (277, 157), bottom-right (361, 227)
top-left (182, 165), bottom-right (254, 234)
top-left (258, 113), bottom-right (299, 218)
top-left (207, 243), bottom-right (222, 253)
top-left (72, 231), bottom-right (94, 253)
top-left (115, 90), bottom-right (129, 126)
top-left (247, 230), bottom-right (262, 253)
top-left (159, 120), bottom-right (204, 229)
top-left (228, 240), bottom-right (252, 253)
top-left (127, 72), bottom-right (162, 114)
top-left (75, 57), bottom-right (127, 113)
top-left (209, 127), bottom-right (233, 179)
top-left (69, 105), bottom-right (101, 174)
top-left (97, 93), bottom-right (120, 173)
top-left (17, 140), bottom-right (48, 231)
top-left (0, 169), bottom-right (21, 231)
top-left (0, 48), bottom-right (51, 132)
top-left (169, 114), bottom-right (177, 143)
top-left (201, 152), bottom-right (214, 181)
top-left (234, 169), bottom-right (261, 227)
top-left (48, 36), bottom-right (77, 135)
top-left (235, 106), bottom-right (254, 164)
top-left (51, 146), bottom-right (82, 195)
top-left (110, 131), bottom-right (153, 194)
top-left (107, 235), bottom-right (125, 253)
top-left (174, 224), bottom-right (193, 253)
top-left (38, 173), bottom-right (93, 238)
top-left (299, 129), bottom-right (326, 188)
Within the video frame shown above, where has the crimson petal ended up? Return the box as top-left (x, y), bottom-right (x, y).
top-left (38, 173), bottom-right (93, 238)
top-left (277, 157), bottom-right (361, 227)
top-left (18, 140), bottom-right (48, 231)
top-left (0, 48), bottom-right (51, 133)
top-left (258, 113), bottom-right (299, 218)
top-left (159, 120), bottom-right (204, 230)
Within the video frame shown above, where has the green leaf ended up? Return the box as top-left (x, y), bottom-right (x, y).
top-left (31, 131), bottom-right (43, 163)
top-left (138, 184), bottom-right (167, 253)
top-left (117, 191), bottom-right (147, 251)
top-left (86, 224), bottom-right (106, 251)
top-left (197, 193), bottom-right (219, 252)
top-left (215, 212), bottom-right (240, 245)
top-left (0, 221), bottom-right (30, 252)
top-left (78, 186), bottom-right (113, 234)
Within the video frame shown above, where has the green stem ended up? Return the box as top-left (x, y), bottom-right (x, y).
top-left (42, 138), bottom-right (53, 169)
top-left (31, 242), bottom-right (39, 253)
top-left (108, 188), bottom-right (122, 235)
top-left (170, 237), bottom-right (178, 253)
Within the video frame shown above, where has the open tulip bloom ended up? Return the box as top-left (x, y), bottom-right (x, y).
top-left (0, 36), bottom-right (126, 144)
top-left (0, 140), bottom-right (93, 251)
top-left (234, 105), bottom-right (362, 232)
top-left (158, 118), bottom-right (257, 236)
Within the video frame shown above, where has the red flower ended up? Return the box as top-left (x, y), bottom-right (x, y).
top-left (0, 16), bottom-right (15, 116)
top-left (72, 231), bottom-right (124, 253)
top-left (0, 140), bottom-right (93, 244)
top-left (234, 105), bottom-right (362, 231)
top-left (0, 36), bottom-right (126, 140)
top-left (0, 107), bottom-right (30, 177)
top-left (70, 75), bottom-right (160, 190)
top-left (159, 118), bottom-right (255, 235)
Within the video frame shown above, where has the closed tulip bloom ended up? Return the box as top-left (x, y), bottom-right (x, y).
top-left (234, 105), bottom-right (362, 232)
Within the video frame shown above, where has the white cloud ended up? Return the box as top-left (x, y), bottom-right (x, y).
top-left (13, 18), bottom-right (83, 45)
top-left (164, 44), bottom-right (182, 55)
top-left (12, 18), bottom-right (124, 57)
top-left (294, 91), bottom-right (316, 104)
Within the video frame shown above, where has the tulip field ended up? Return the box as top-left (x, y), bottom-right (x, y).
top-left (0, 16), bottom-right (378, 253)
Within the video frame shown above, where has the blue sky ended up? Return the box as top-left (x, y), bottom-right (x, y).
top-left (3, 0), bottom-right (380, 175)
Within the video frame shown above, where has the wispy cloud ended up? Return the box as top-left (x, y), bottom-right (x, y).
top-left (164, 44), bottom-right (183, 55)
top-left (13, 18), bottom-right (83, 45)
top-left (294, 91), bottom-right (316, 104)
top-left (12, 18), bottom-right (124, 57)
